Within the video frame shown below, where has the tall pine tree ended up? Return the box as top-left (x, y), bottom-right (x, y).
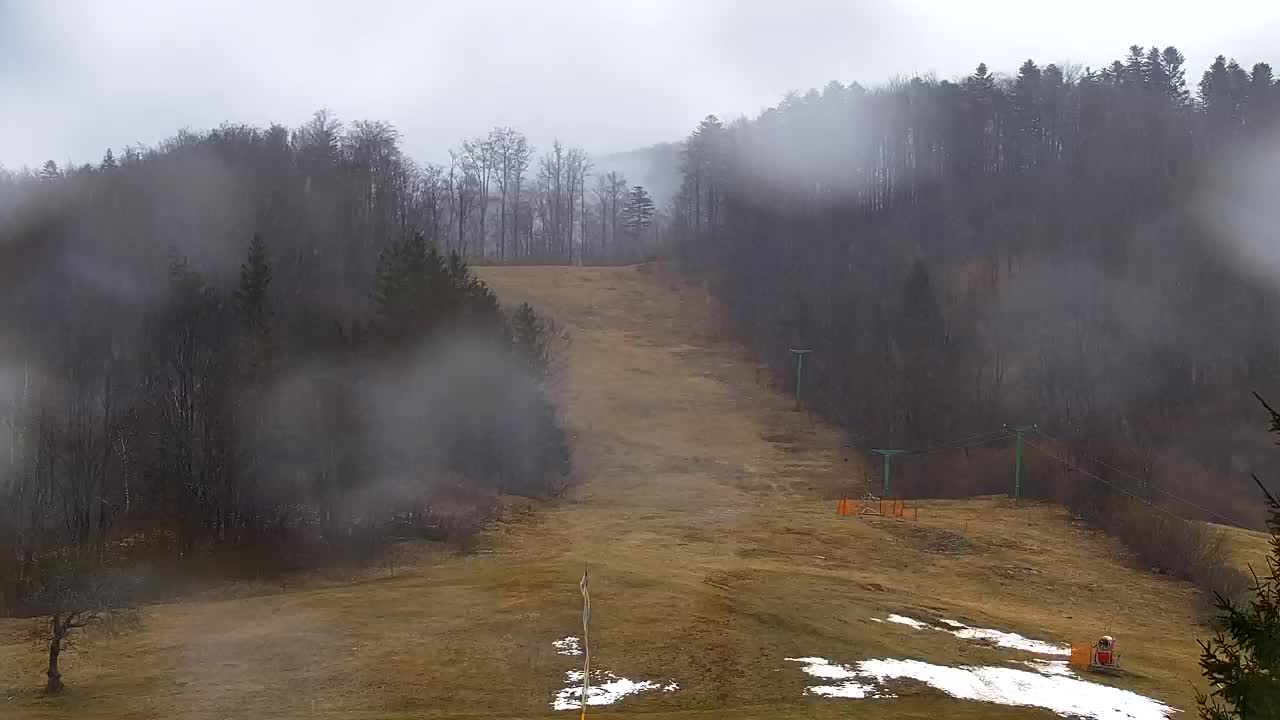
top-left (510, 302), bottom-right (551, 381)
top-left (234, 235), bottom-right (272, 337)
top-left (622, 185), bottom-right (655, 241)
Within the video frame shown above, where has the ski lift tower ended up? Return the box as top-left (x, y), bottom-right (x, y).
top-left (789, 348), bottom-right (812, 411)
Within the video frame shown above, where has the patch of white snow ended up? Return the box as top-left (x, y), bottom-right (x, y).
top-left (876, 615), bottom-right (1070, 656)
top-left (784, 656), bottom-right (857, 680)
top-left (787, 657), bottom-right (1175, 720)
top-left (857, 658), bottom-right (1174, 720)
top-left (786, 657), bottom-right (892, 699)
top-left (552, 670), bottom-right (678, 711)
top-left (1022, 659), bottom-right (1075, 677)
top-left (553, 636), bottom-right (583, 656)
top-left (941, 621), bottom-right (1071, 656)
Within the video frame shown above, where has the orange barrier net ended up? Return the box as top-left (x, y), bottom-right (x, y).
top-left (838, 496), bottom-right (917, 519)
top-left (1069, 645), bottom-right (1092, 668)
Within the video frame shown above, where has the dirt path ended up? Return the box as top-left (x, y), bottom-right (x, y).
top-left (1, 264), bottom-right (1219, 719)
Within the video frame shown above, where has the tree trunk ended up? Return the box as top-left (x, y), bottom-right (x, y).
top-left (46, 618), bottom-right (63, 694)
top-left (610, 192), bottom-right (619, 254)
top-left (565, 174), bottom-right (575, 264)
top-left (457, 199), bottom-right (466, 258)
top-left (513, 178), bottom-right (523, 259)
top-left (499, 190), bottom-right (507, 262)
top-left (600, 198), bottom-right (608, 260)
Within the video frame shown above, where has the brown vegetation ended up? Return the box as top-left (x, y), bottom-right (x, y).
top-left (1, 264), bottom-right (1259, 718)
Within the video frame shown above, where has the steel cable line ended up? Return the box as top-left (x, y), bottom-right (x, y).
top-left (1033, 428), bottom-right (1249, 529)
top-left (1021, 437), bottom-right (1199, 524)
top-left (903, 430), bottom-right (1012, 456)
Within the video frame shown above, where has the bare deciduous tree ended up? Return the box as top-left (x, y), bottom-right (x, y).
top-left (490, 127), bottom-right (533, 262)
top-left (448, 150), bottom-right (477, 256)
top-left (27, 562), bottom-right (140, 694)
top-left (462, 135), bottom-right (496, 259)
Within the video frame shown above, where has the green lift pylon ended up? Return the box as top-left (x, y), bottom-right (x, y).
top-left (1002, 424), bottom-right (1038, 504)
top-left (788, 348), bottom-right (813, 411)
top-left (871, 449), bottom-right (906, 495)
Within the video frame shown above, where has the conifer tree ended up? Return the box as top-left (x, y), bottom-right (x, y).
top-left (1162, 46), bottom-right (1190, 104)
top-left (510, 302), bottom-right (551, 381)
top-left (622, 185), bottom-right (655, 241)
top-left (234, 234), bottom-right (272, 337)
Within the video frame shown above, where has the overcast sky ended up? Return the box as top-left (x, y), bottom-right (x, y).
top-left (2, 0), bottom-right (1278, 170)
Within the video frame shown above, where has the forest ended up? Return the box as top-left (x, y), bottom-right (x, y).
top-left (669, 47), bottom-right (1280, 536)
top-left (0, 116), bottom-right (666, 615)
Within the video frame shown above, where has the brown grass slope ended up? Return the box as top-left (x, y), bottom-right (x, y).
top-left (1, 263), bottom-right (1262, 719)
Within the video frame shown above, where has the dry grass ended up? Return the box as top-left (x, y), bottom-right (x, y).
top-left (1, 263), bottom-right (1263, 719)
top-left (1220, 521), bottom-right (1275, 578)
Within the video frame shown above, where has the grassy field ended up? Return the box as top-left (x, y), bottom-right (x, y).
top-left (0, 264), bottom-right (1259, 718)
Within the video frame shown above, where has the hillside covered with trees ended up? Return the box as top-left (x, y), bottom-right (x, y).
top-left (670, 47), bottom-right (1280, 530)
top-left (0, 117), bottom-right (580, 616)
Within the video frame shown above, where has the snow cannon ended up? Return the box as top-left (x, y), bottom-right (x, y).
top-left (1090, 635), bottom-right (1119, 672)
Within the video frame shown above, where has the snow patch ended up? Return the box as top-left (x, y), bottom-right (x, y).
top-left (879, 614), bottom-right (1071, 656)
top-left (552, 670), bottom-right (678, 711)
top-left (1022, 659), bottom-right (1075, 677)
top-left (786, 657), bottom-right (893, 699)
top-left (553, 636), bottom-right (582, 656)
top-left (885, 614), bottom-right (929, 629)
top-left (786, 657), bottom-right (1176, 720)
top-left (810, 680), bottom-right (889, 699)
top-left (784, 656), bottom-right (857, 680)
top-left (942, 620), bottom-right (1071, 656)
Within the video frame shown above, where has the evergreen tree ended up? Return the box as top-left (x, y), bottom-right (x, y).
top-left (1145, 47), bottom-right (1170, 97)
top-left (372, 232), bottom-right (448, 341)
top-left (442, 249), bottom-right (504, 335)
top-left (99, 149), bottom-right (117, 172)
top-left (1247, 63), bottom-right (1275, 127)
top-left (510, 302), bottom-right (551, 381)
top-left (1162, 46), bottom-right (1190, 104)
top-left (621, 185), bottom-right (655, 240)
top-left (234, 235), bottom-right (272, 336)
top-left (1013, 59), bottom-right (1043, 171)
top-left (964, 63), bottom-right (999, 175)
top-left (371, 234), bottom-right (507, 344)
top-left (1124, 44), bottom-right (1147, 86)
top-left (967, 63), bottom-right (995, 93)
top-left (38, 160), bottom-right (60, 181)
top-left (1227, 60), bottom-right (1253, 117)
top-left (1201, 56), bottom-right (1231, 124)
top-left (1104, 60), bottom-right (1126, 85)
top-left (1201, 56), bottom-right (1253, 131)
top-left (681, 116), bottom-right (726, 233)
top-left (1197, 396), bottom-right (1280, 719)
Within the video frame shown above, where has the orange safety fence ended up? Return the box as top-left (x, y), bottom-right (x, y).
top-left (1069, 644), bottom-right (1092, 669)
top-left (837, 496), bottom-right (917, 520)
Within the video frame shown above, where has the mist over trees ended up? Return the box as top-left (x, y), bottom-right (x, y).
top-left (0, 113), bottom-right (585, 616)
top-left (671, 47), bottom-right (1280, 526)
